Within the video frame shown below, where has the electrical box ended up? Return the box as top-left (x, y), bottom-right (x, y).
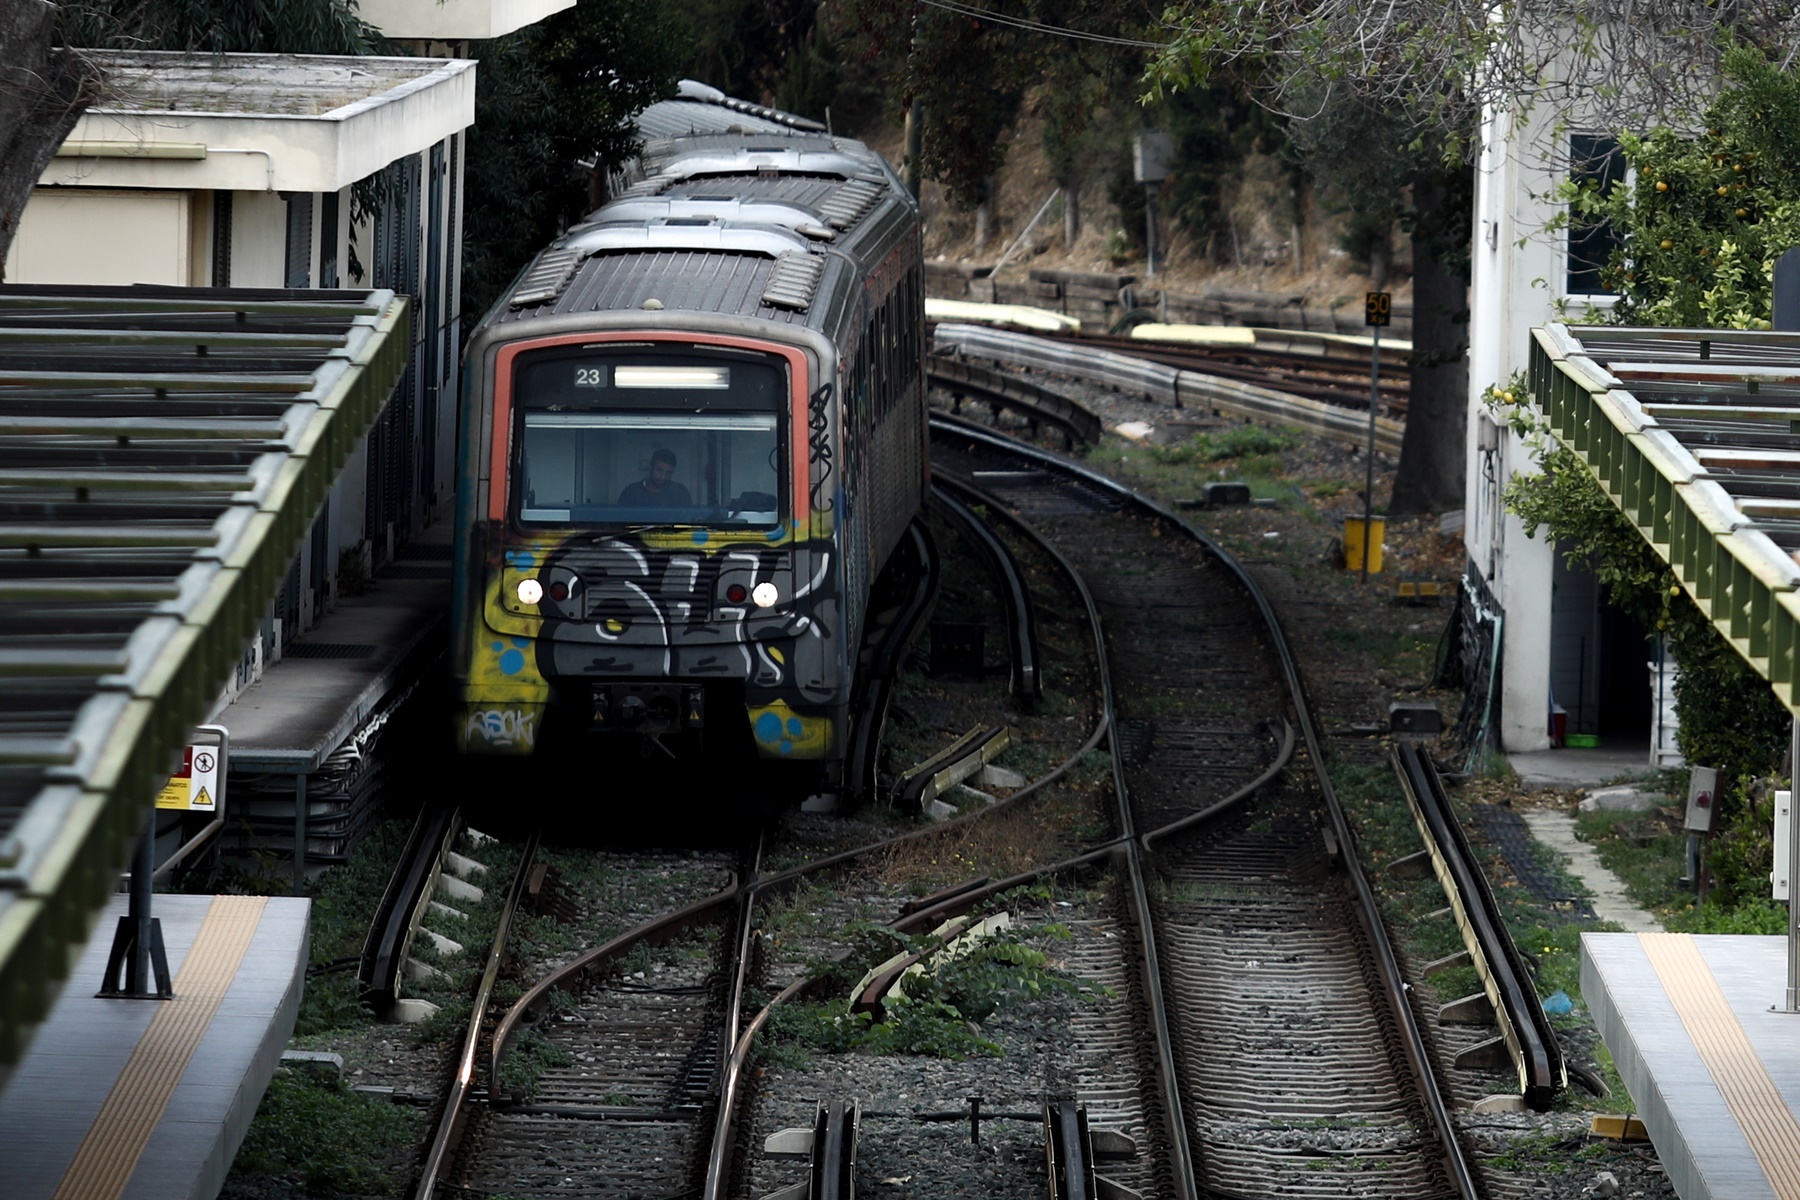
top-left (1203, 481), bottom-right (1251, 507)
top-left (1685, 765), bottom-right (1720, 834)
top-left (1133, 131), bottom-right (1173, 184)
top-left (1388, 700), bottom-right (1443, 736)
top-left (1775, 789), bottom-right (1792, 901)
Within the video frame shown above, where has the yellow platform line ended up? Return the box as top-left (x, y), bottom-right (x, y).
top-left (51, 895), bottom-right (267, 1200)
top-left (1640, 931), bottom-right (1800, 1200)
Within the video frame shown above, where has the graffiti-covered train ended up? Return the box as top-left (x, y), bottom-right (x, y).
top-left (451, 81), bottom-right (927, 782)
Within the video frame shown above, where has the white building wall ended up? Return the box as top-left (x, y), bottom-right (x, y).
top-left (1466, 97), bottom-right (1624, 751)
top-left (11, 189), bottom-right (192, 285)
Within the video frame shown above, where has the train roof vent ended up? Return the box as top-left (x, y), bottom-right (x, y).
top-left (590, 197), bottom-right (835, 239)
top-left (817, 179), bottom-right (885, 230)
top-left (565, 221), bottom-right (812, 259)
top-left (657, 148), bottom-right (884, 187)
top-left (509, 245), bottom-right (585, 308)
top-left (761, 251), bottom-right (826, 312)
top-left (674, 79), bottom-right (828, 133)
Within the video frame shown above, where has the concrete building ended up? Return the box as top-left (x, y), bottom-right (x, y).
top-left (1465, 89), bottom-right (1680, 761)
top-left (13, 50), bottom-right (476, 680)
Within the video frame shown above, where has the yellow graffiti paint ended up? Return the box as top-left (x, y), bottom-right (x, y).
top-left (747, 699), bottom-right (833, 760)
top-left (768, 646), bottom-right (785, 664)
top-left (467, 567), bottom-right (551, 707)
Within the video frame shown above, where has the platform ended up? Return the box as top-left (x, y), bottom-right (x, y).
top-left (1583, 933), bottom-right (1800, 1199)
top-left (226, 529), bottom-right (451, 773)
top-left (0, 893), bottom-right (308, 1200)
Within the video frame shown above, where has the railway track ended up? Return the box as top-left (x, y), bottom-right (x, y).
top-left (927, 413), bottom-right (1475, 1199)
top-left (361, 417), bottom-right (1561, 1198)
top-left (1066, 329), bottom-right (1410, 415)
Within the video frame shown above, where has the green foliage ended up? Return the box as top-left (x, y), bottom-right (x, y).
top-left (66, 0), bottom-right (378, 54)
top-left (460, 1), bottom-right (689, 321)
top-left (1153, 424), bottom-right (1299, 464)
top-left (1585, 45), bottom-right (1800, 329)
top-left (232, 1068), bottom-right (420, 1195)
top-left (769, 924), bottom-right (1096, 1064)
top-left (496, 1027), bottom-right (574, 1099)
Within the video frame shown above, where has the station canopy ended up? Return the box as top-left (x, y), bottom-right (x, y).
top-left (1532, 323), bottom-right (1800, 717)
top-left (0, 284), bottom-right (408, 1065)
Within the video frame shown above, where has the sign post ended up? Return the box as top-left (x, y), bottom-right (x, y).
top-left (1133, 131), bottom-right (1172, 278)
top-left (1361, 292), bottom-right (1390, 581)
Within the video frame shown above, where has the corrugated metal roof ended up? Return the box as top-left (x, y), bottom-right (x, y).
top-left (501, 250), bottom-right (824, 326)
top-left (0, 284), bottom-right (408, 1071)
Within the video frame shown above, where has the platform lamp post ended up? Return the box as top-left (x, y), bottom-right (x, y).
top-left (1772, 250), bottom-right (1800, 1012)
top-left (1133, 130), bottom-right (1172, 278)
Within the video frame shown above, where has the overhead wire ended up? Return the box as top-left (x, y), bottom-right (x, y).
top-left (915, 0), bottom-right (1168, 49)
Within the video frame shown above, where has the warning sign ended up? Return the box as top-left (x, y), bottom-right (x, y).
top-left (155, 744), bottom-right (221, 811)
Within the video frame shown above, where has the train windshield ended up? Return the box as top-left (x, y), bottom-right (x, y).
top-left (512, 349), bottom-right (786, 529)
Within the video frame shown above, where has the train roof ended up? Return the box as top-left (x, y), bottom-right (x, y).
top-left (633, 80), bottom-right (829, 139)
top-left (489, 85), bottom-right (914, 341)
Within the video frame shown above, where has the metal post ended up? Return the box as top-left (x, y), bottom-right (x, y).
top-left (293, 772), bottom-right (308, 895)
top-left (130, 817), bottom-right (154, 991)
top-left (1362, 324), bottom-right (1381, 581)
top-left (1787, 719), bottom-right (1800, 1009)
top-left (1143, 185), bottom-right (1158, 278)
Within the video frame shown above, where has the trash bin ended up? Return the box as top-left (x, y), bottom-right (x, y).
top-left (1343, 516), bottom-right (1385, 573)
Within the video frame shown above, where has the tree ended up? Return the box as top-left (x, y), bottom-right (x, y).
top-left (460, 0), bottom-right (690, 321)
top-left (1580, 43), bottom-right (1800, 329)
top-left (0, 1), bottom-right (102, 276)
top-left (1147, 1), bottom-right (1800, 514)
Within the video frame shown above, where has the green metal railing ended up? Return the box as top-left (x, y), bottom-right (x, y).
top-left (0, 288), bottom-right (409, 1066)
top-left (1530, 324), bottom-right (1800, 717)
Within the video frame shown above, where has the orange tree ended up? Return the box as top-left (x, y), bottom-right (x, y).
top-left (1575, 42), bottom-right (1800, 329)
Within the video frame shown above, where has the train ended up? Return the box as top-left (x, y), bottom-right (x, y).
top-left (450, 81), bottom-right (928, 786)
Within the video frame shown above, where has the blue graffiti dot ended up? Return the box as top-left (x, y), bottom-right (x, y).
top-left (755, 713), bottom-right (782, 743)
top-left (778, 740), bottom-right (793, 755)
top-left (506, 550), bottom-right (536, 568)
top-left (691, 530), bottom-right (709, 545)
top-left (499, 649), bottom-right (525, 676)
top-left (786, 717), bottom-right (804, 737)
top-left (491, 641), bottom-right (504, 653)
top-left (512, 637), bottom-right (531, 648)
top-left (766, 525), bottom-right (785, 541)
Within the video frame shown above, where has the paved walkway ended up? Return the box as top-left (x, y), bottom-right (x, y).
top-left (1520, 808), bottom-right (1662, 932)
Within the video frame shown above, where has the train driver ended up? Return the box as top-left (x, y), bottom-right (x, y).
top-left (618, 446), bottom-right (692, 506)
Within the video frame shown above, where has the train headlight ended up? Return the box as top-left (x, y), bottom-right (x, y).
top-left (517, 578), bottom-right (544, 604)
top-left (752, 582), bottom-right (779, 608)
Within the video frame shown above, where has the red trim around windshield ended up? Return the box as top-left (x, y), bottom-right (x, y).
top-left (487, 332), bottom-right (811, 526)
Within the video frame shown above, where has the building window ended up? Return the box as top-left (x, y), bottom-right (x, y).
top-left (1567, 134), bottom-right (1624, 296)
top-left (318, 191), bottom-right (339, 289)
top-left (284, 193), bottom-right (313, 288)
top-left (211, 192), bottom-right (232, 287)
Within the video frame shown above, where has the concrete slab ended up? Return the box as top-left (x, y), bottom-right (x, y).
top-left (1508, 742), bottom-right (1661, 788)
top-left (1584, 934), bottom-right (1800, 1200)
top-left (226, 526), bottom-right (450, 772)
top-left (0, 894), bottom-right (308, 1200)
top-left (1520, 810), bottom-right (1661, 932)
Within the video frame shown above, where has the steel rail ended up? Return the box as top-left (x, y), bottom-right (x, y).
top-left (933, 322), bottom-right (1406, 455)
top-left (358, 801), bottom-right (460, 1013)
top-left (927, 411), bottom-right (1482, 1200)
top-left (931, 480), bottom-right (1042, 701)
top-left (412, 830), bottom-right (541, 1200)
top-left (1395, 741), bottom-right (1566, 1109)
top-left (844, 520), bottom-right (940, 804)
top-left (926, 356), bottom-right (1103, 446)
